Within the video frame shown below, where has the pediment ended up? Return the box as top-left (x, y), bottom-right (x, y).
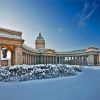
top-left (43, 49), bottom-right (56, 54)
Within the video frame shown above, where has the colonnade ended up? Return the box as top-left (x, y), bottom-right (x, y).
top-left (64, 55), bottom-right (88, 65)
top-left (23, 53), bottom-right (36, 65)
top-left (39, 56), bottom-right (57, 64)
top-left (22, 53), bottom-right (99, 65)
top-left (23, 53), bottom-right (58, 65)
top-left (63, 54), bottom-right (99, 65)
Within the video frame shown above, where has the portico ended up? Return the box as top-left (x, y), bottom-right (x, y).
top-left (57, 47), bottom-right (99, 65)
top-left (0, 28), bottom-right (24, 66)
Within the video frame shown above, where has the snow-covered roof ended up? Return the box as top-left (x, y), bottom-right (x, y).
top-left (57, 49), bottom-right (87, 54)
top-left (0, 32), bottom-right (22, 39)
top-left (23, 44), bottom-right (36, 52)
top-left (35, 48), bottom-right (48, 53)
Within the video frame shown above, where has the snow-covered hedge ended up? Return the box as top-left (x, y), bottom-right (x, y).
top-left (0, 64), bottom-right (82, 82)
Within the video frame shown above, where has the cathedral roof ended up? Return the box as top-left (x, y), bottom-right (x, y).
top-left (36, 32), bottom-right (44, 40)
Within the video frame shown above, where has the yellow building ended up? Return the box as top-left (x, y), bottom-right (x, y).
top-left (0, 27), bottom-right (99, 66)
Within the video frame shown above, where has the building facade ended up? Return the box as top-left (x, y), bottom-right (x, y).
top-left (0, 28), bottom-right (99, 66)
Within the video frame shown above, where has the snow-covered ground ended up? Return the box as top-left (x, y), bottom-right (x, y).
top-left (0, 66), bottom-right (100, 100)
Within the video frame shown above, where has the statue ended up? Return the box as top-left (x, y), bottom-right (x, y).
top-left (2, 47), bottom-right (8, 58)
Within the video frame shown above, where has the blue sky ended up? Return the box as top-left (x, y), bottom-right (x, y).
top-left (0, 0), bottom-right (100, 51)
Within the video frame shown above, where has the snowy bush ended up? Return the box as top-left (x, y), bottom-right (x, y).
top-left (0, 64), bottom-right (82, 82)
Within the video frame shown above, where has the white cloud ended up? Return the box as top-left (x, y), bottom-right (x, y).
top-left (78, 1), bottom-right (97, 26)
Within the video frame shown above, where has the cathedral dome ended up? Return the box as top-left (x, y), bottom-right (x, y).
top-left (36, 32), bottom-right (44, 40)
top-left (35, 32), bottom-right (45, 49)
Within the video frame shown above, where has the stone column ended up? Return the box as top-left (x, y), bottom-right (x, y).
top-left (59, 57), bottom-right (61, 64)
top-left (51, 56), bottom-right (53, 64)
top-left (94, 55), bottom-right (99, 65)
top-left (24, 53), bottom-right (25, 64)
top-left (88, 54), bottom-right (94, 65)
top-left (24, 53), bottom-right (26, 64)
top-left (57, 56), bottom-right (59, 64)
top-left (61, 57), bottom-right (63, 64)
top-left (31, 55), bottom-right (32, 65)
top-left (43, 56), bottom-right (45, 64)
top-left (79, 56), bottom-right (81, 65)
top-left (49, 56), bottom-right (50, 64)
top-left (41, 55), bottom-right (44, 64)
top-left (54, 56), bottom-right (56, 64)
top-left (32, 56), bottom-right (34, 65)
top-left (37, 56), bottom-right (38, 64)
top-left (75, 56), bottom-right (77, 59)
top-left (51, 56), bottom-right (54, 64)
top-left (33, 56), bottom-right (35, 64)
top-left (39, 56), bottom-right (40, 64)
top-left (23, 53), bottom-right (24, 64)
top-left (52, 56), bottom-right (54, 64)
top-left (61, 57), bottom-right (64, 64)
top-left (29, 55), bottom-right (31, 65)
top-left (46, 56), bottom-right (48, 64)
top-left (45, 56), bottom-right (47, 64)
top-left (15, 46), bottom-right (23, 65)
top-left (54, 56), bottom-right (55, 64)
top-left (97, 55), bottom-right (99, 65)
top-left (73, 56), bottom-right (75, 60)
top-left (33, 56), bottom-right (35, 65)
top-left (49, 56), bottom-right (51, 64)
top-left (55, 56), bottom-right (57, 64)
top-left (46, 56), bottom-right (47, 64)
top-left (34, 56), bottom-right (36, 65)
top-left (26, 54), bottom-right (27, 64)
top-left (55, 56), bottom-right (56, 64)
top-left (0, 44), bottom-right (1, 60)
top-left (26, 54), bottom-right (28, 64)
top-left (60, 57), bottom-right (62, 64)
top-left (28, 55), bottom-right (30, 65)
top-left (70, 56), bottom-right (72, 60)
top-left (52, 56), bottom-right (55, 64)
top-left (60, 57), bottom-right (61, 64)
top-left (83, 56), bottom-right (85, 65)
top-left (37, 55), bottom-right (39, 64)
top-left (41, 56), bottom-right (43, 64)
top-left (43, 56), bottom-right (44, 64)
top-left (35, 56), bottom-right (36, 64)
top-left (36, 56), bottom-right (38, 64)
top-left (85, 55), bottom-right (88, 65)
top-left (81, 56), bottom-right (84, 65)
top-left (48, 56), bottom-right (50, 64)
top-left (63, 56), bottom-right (65, 64)
top-left (27, 54), bottom-right (29, 65)
top-left (30, 55), bottom-right (32, 65)
top-left (0, 44), bottom-right (1, 67)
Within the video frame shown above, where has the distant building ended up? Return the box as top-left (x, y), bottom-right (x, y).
top-left (0, 27), bottom-right (99, 66)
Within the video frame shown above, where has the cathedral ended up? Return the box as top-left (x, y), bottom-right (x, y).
top-left (0, 27), bottom-right (99, 66)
